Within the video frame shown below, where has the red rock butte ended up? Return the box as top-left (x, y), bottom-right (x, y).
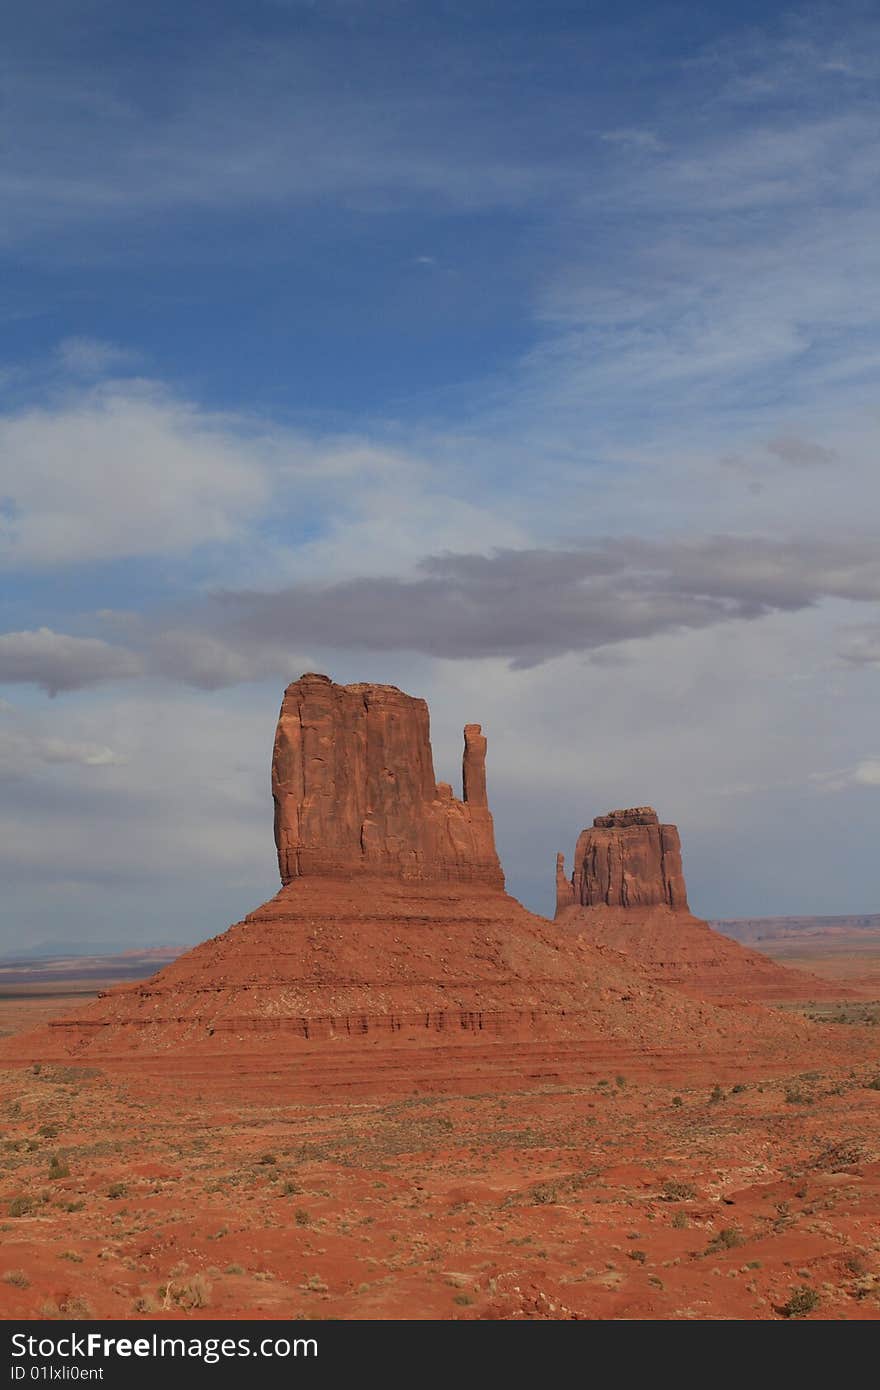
top-left (556, 807), bottom-right (852, 1006)
top-left (272, 673), bottom-right (503, 888)
top-left (0, 678), bottom-right (843, 1091)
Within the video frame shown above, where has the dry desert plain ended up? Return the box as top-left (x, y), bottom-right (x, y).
top-left (2, 674), bottom-right (880, 1323)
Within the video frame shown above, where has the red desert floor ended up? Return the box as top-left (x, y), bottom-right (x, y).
top-left (1, 942), bottom-right (879, 1322)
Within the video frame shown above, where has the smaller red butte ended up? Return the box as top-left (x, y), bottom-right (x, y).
top-left (557, 806), bottom-right (688, 914)
top-left (556, 807), bottom-right (852, 1005)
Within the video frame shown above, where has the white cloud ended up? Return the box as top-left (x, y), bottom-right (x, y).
top-left (55, 337), bottom-right (136, 378)
top-left (0, 727), bottom-right (127, 773)
top-left (0, 382), bottom-right (274, 568)
top-left (837, 622), bottom-right (880, 667)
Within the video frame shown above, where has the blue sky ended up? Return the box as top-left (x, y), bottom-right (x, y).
top-left (2, 1), bottom-right (880, 950)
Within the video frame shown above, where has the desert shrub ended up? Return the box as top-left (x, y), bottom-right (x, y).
top-left (295, 1208), bottom-right (311, 1226)
top-left (175, 1275), bottom-right (211, 1310)
top-left (3, 1269), bottom-right (29, 1287)
top-left (258, 1153), bottom-right (277, 1165)
top-left (42, 1296), bottom-right (92, 1321)
top-left (530, 1183), bottom-right (559, 1205)
top-left (107, 1182), bottom-right (127, 1200)
top-left (62, 1200), bottom-right (85, 1213)
top-left (731, 1084), bottom-right (747, 1094)
top-left (864, 1076), bottom-right (880, 1091)
top-left (672, 1212), bottom-right (688, 1229)
top-left (661, 1179), bottom-right (696, 1202)
top-left (781, 1286), bottom-right (819, 1318)
top-left (38, 1123), bottom-right (59, 1138)
top-left (224, 1263), bottom-right (245, 1275)
top-left (709, 1084), bottom-right (724, 1104)
top-left (9, 1198), bottom-right (33, 1218)
top-left (453, 1293), bottom-right (473, 1306)
top-left (845, 1255), bottom-right (867, 1276)
top-left (785, 1086), bottom-right (814, 1105)
top-left (48, 1154), bottom-right (70, 1180)
top-left (705, 1227), bottom-right (744, 1254)
top-left (628, 1249), bottom-right (647, 1263)
top-left (672, 1095), bottom-right (683, 1107)
top-left (60, 1296), bottom-right (93, 1320)
top-left (281, 1180), bottom-right (301, 1196)
top-left (615, 1075), bottom-right (626, 1089)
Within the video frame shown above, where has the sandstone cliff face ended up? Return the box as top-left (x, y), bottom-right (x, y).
top-left (557, 807), bottom-right (689, 913)
top-left (272, 673), bottom-right (503, 887)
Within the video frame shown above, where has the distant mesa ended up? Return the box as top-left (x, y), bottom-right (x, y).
top-left (556, 806), bottom-right (688, 915)
top-left (555, 806), bottom-right (850, 1005)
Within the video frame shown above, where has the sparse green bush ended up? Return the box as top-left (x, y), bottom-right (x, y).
top-left (781, 1286), bottom-right (819, 1318)
top-left (705, 1226), bottom-right (744, 1254)
top-left (530, 1183), bottom-right (559, 1205)
top-left (661, 1179), bottom-right (696, 1202)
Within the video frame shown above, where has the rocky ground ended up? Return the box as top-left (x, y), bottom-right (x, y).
top-left (1, 984), bottom-right (879, 1322)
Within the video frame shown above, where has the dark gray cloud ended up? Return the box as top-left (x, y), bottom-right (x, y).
top-left (4, 535), bottom-right (880, 692)
top-left (766, 435), bottom-right (837, 468)
top-left (200, 533), bottom-right (880, 672)
top-left (0, 628), bottom-right (143, 695)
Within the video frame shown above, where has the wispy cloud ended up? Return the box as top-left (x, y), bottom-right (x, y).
top-left (55, 337), bottom-right (137, 378)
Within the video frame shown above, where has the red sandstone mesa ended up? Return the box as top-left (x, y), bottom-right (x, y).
top-left (556, 807), bottom-right (853, 1005)
top-left (272, 673), bottom-right (502, 887)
